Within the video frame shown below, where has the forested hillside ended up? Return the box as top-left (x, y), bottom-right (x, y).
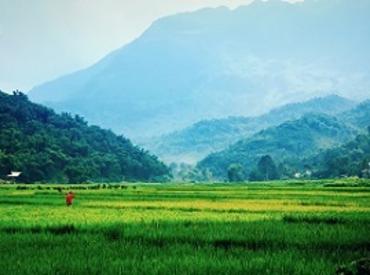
top-left (307, 127), bottom-right (370, 179)
top-left (340, 100), bottom-right (370, 129)
top-left (197, 114), bottom-right (358, 180)
top-left (145, 95), bottom-right (355, 163)
top-left (0, 91), bottom-right (169, 183)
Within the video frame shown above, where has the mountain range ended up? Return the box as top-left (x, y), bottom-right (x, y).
top-left (144, 95), bottom-right (356, 163)
top-left (197, 100), bottom-right (370, 180)
top-left (28, 0), bottom-right (370, 140)
top-left (307, 127), bottom-right (370, 179)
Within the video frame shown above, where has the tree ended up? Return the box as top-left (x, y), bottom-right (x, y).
top-left (249, 168), bottom-right (263, 181)
top-left (0, 91), bottom-right (170, 183)
top-left (227, 164), bottom-right (245, 182)
top-left (256, 155), bottom-right (280, 181)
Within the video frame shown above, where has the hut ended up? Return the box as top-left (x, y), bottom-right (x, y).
top-left (7, 171), bottom-right (22, 183)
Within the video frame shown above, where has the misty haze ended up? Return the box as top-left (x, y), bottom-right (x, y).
top-left (0, 0), bottom-right (370, 274)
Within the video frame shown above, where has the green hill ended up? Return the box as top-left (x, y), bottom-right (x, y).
top-left (197, 114), bottom-right (357, 180)
top-left (306, 127), bottom-right (370, 179)
top-left (145, 95), bottom-right (355, 164)
top-left (0, 91), bottom-right (169, 183)
top-left (339, 100), bottom-right (370, 129)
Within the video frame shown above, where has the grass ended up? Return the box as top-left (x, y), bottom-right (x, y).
top-left (0, 180), bottom-right (369, 274)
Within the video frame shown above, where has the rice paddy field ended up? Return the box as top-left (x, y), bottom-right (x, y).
top-left (0, 179), bottom-right (370, 274)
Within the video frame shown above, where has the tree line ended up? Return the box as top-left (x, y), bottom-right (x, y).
top-left (0, 91), bottom-right (170, 183)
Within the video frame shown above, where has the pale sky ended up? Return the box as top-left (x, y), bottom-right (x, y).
top-left (0, 0), bottom-right (301, 92)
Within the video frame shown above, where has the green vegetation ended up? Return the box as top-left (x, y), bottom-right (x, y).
top-left (196, 100), bottom-right (370, 182)
top-left (340, 100), bottom-right (370, 129)
top-left (0, 91), bottom-right (169, 183)
top-left (249, 155), bottom-right (280, 181)
top-left (308, 127), bottom-right (370, 179)
top-left (145, 95), bottom-right (355, 164)
top-left (227, 163), bottom-right (245, 182)
top-left (0, 180), bottom-right (369, 274)
top-left (198, 114), bottom-right (357, 180)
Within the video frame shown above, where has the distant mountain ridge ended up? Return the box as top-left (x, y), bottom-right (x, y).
top-left (196, 99), bottom-right (370, 180)
top-left (339, 100), bottom-right (370, 129)
top-left (144, 95), bottom-right (356, 164)
top-left (29, 0), bottom-right (370, 139)
top-left (197, 113), bottom-right (358, 179)
top-left (306, 127), bottom-right (370, 179)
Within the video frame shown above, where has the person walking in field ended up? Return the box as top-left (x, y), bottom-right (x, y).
top-left (66, 191), bottom-right (75, 206)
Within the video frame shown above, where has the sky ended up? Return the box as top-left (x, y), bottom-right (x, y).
top-left (0, 0), bottom-right (301, 92)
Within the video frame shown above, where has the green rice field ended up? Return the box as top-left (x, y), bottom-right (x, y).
top-left (0, 180), bottom-right (370, 274)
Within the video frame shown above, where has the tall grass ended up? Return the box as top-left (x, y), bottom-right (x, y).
top-left (0, 181), bottom-right (369, 274)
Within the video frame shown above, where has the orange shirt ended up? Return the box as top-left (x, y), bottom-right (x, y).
top-left (66, 193), bottom-right (74, 205)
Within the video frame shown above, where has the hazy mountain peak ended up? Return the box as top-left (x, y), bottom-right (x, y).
top-left (29, 0), bottom-right (370, 139)
top-left (143, 94), bottom-right (356, 164)
top-left (197, 111), bottom-right (358, 179)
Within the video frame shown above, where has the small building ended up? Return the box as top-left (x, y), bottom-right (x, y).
top-left (7, 171), bottom-right (22, 182)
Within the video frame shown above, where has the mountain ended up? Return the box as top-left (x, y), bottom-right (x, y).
top-left (144, 95), bottom-right (355, 164)
top-left (197, 113), bottom-right (358, 180)
top-left (306, 128), bottom-right (370, 178)
top-left (0, 91), bottom-right (169, 183)
top-left (29, 0), bottom-right (370, 139)
top-left (339, 100), bottom-right (370, 129)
